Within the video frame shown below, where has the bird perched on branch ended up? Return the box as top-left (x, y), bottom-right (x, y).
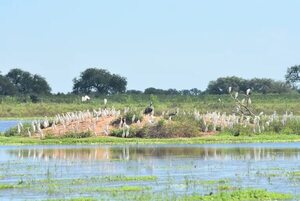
top-left (144, 102), bottom-right (154, 115)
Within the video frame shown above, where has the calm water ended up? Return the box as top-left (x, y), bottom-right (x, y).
top-left (0, 143), bottom-right (300, 200)
top-left (0, 120), bottom-right (21, 132)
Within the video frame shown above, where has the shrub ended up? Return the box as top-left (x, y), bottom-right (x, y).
top-left (112, 119), bottom-right (200, 138)
top-left (30, 94), bottom-right (41, 103)
top-left (267, 121), bottom-right (284, 133)
top-left (281, 119), bottom-right (300, 134)
top-left (4, 122), bottom-right (31, 137)
top-left (227, 124), bottom-right (253, 136)
top-left (63, 131), bottom-right (92, 138)
top-left (110, 129), bottom-right (123, 137)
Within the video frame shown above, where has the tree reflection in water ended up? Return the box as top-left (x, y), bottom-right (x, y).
top-left (8, 145), bottom-right (300, 162)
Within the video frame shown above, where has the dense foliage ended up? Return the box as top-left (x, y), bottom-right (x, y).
top-left (6, 68), bottom-right (51, 95)
top-left (0, 75), bottom-right (17, 95)
top-left (285, 65), bottom-right (300, 89)
top-left (73, 68), bottom-right (127, 95)
top-left (0, 65), bottom-right (299, 98)
top-left (1, 93), bottom-right (300, 117)
top-left (144, 87), bottom-right (202, 95)
top-left (206, 76), bottom-right (291, 94)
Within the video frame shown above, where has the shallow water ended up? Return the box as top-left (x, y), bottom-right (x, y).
top-left (0, 143), bottom-right (300, 200)
top-left (0, 120), bottom-right (22, 132)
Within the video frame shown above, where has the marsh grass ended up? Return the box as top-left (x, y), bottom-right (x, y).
top-left (1, 133), bottom-right (300, 145)
top-left (62, 131), bottom-right (93, 139)
top-left (131, 119), bottom-right (200, 138)
top-left (3, 93), bottom-right (300, 140)
top-left (1, 94), bottom-right (300, 118)
top-left (0, 184), bottom-right (15, 189)
top-left (43, 188), bottom-right (293, 201)
top-left (180, 189), bottom-right (292, 201)
top-left (47, 198), bottom-right (96, 201)
top-left (83, 185), bottom-right (151, 193)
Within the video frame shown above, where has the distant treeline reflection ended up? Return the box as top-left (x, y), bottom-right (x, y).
top-left (8, 146), bottom-right (300, 162)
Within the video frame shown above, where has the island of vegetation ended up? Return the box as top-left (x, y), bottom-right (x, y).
top-left (1, 65), bottom-right (300, 145)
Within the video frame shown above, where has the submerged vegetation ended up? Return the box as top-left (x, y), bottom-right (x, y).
top-left (0, 184), bottom-right (16, 189)
top-left (0, 153), bottom-right (297, 200)
top-left (180, 189), bottom-right (292, 201)
top-left (43, 189), bottom-right (293, 201)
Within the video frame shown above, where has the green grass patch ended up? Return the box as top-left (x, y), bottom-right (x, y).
top-left (47, 198), bottom-right (97, 201)
top-left (1, 133), bottom-right (300, 145)
top-left (1, 94), bottom-right (300, 118)
top-left (290, 171), bottom-right (300, 177)
top-left (180, 189), bottom-right (292, 201)
top-left (84, 185), bottom-right (151, 193)
top-left (24, 175), bottom-right (157, 187)
top-left (100, 175), bottom-right (157, 182)
top-left (0, 184), bottom-right (16, 190)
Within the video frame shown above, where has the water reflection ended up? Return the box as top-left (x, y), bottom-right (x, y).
top-left (7, 145), bottom-right (300, 162)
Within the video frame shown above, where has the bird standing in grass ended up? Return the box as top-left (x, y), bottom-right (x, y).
top-left (27, 128), bottom-right (31, 137)
top-left (144, 102), bottom-right (154, 115)
top-left (168, 111), bottom-right (177, 121)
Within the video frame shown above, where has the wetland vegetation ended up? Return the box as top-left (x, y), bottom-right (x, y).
top-left (0, 144), bottom-right (300, 200)
top-left (1, 66), bottom-right (300, 201)
top-left (2, 92), bottom-right (300, 145)
top-left (2, 67), bottom-right (300, 144)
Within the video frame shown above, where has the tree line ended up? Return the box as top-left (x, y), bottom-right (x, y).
top-left (1, 66), bottom-right (300, 97)
top-left (0, 69), bottom-right (51, 96)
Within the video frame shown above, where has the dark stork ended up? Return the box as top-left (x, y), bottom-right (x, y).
top-left (168, 108), bottom-right (179, 117)
top-left (144, 102), bottom-right (154, 115)
top-left (168, 111), bottom-right (177, 117)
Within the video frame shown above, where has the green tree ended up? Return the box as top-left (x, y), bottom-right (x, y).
top-left (6, 68), bottom-right (51, 95)
top-left (0, 74), bottom-right (17, 95)
top-left (109, 74), bottom-right (127, 94)
top-left (249, 78), bottom-right (291, 94)
top-left (285, 65), bottom-right (300, 89)
top-left (165, 89), bottom-right (179, 95)
top-left (31, 74), bottom-right (52, 94)
top-left (189, 88), bottom-right (202, 96)
top-left (206, 76), bottom-right (248, 94)
top-left (73, 68), bottom-right (127, 95)
top-left (180, 89), bottom-right (191, 96)
top-left (207, 76), bottom-right (291, 94)
top-left (126, 89), bottom-right (143, 94)
top-left (144, 87), bottom-right (166, 95)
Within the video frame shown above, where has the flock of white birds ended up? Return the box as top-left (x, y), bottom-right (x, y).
top-left (15, 93), bottom-right (297, 138)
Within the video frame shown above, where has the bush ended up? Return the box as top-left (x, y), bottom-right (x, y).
top-left (63, 131), bottom-right (92, 138)
top-left (111, 119), bottom-right (200, 138)
top-left (267, 121), bottom-right (284, 133)
top-left (30, 94), bottom-right (41, 103)
top-left (4, 123), bottom-right (31, 137)
top-left (226, 124), bottom-right (253, 136)
top-left (281, 119), bottom-right (300, 134)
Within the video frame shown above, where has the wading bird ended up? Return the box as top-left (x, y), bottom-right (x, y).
top-left (144, 102), bottom-right (154, 115)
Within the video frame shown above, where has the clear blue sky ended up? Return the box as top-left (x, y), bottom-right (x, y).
top-left (1, 0), bottom-right (300, 93)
